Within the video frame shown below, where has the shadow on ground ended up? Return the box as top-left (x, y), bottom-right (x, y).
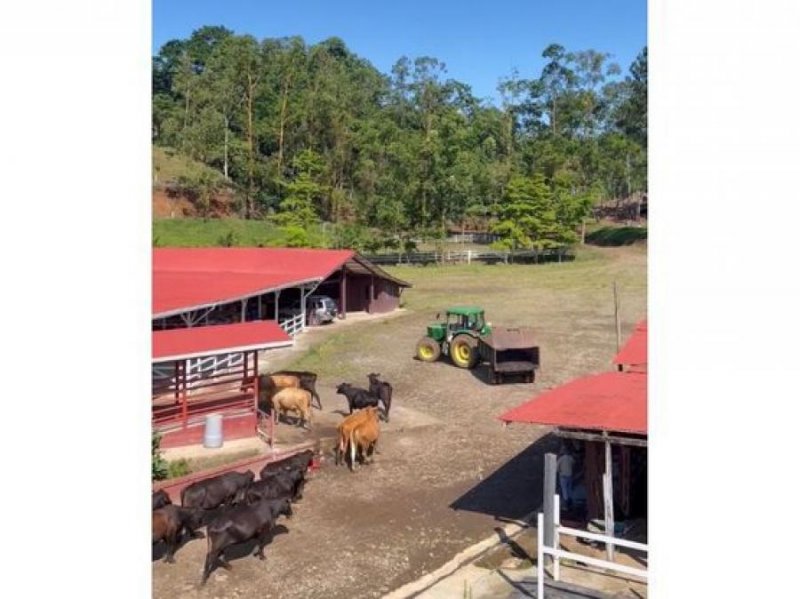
top-left (449, 434), bottom-right (560, 522)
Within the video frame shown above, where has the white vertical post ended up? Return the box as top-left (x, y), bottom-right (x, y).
top-left (467, 249), bottom-right (472, 265)
top-left (274, 290), bottom-right (281, 321)
top-left (537, 512), bottom-right (545, 599)
top-left (553, 494), bottom-right (561, 581)
top-left (300, 287), bottom-right (307, 331)
top-left (604, 440), bottom-right (616, 561)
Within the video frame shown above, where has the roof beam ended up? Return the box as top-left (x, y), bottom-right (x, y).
top-left (554, 428), bottom-right (648, 448)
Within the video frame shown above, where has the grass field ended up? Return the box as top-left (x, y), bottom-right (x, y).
top-left (153, 217), bottom-right (288, 247)
top-left (284, 244), bottom-right (647, 384)
top-left (152, 147), bottom-right (227, 186)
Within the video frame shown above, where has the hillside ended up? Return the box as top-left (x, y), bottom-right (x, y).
top-left (152, 147), bottom-right (236, 218)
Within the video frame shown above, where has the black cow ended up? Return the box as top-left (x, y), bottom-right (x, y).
top-left (272, 370), bottom-right (322, 410)
top-left (201, 497), bottom-right (293, 585)
top-left (181, 471), bottom-right (255, 511)
top-left (336, 383), bottom-right (379, 415)
top-left (367, 373), bottom-right (393, 422)
top-left (152, 489), bottom-right (172, 510)
top-left (247, 469), bottom-right (307, 504)
top-left (259, 449), bottom-right (314, 479)
top-left (152, 505), bottom-right (204, 563)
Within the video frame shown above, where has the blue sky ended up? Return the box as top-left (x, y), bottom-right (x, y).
top-left (153, 0), bottom-right (647, 104)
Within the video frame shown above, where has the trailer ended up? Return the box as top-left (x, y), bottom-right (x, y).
top-left (478, 327), bottom-right (540, 384)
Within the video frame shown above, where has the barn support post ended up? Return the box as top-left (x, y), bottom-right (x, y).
top-left (274, 290), bottom-right (281, 321)
top-left (180, 360), bottom-right (188, 429)
top-left (339, 266), bottom-right (347, 319)
top-left (369, 276), bottom-right (375, 314)
top-left (300, 286), bottom-right (307, 330)
top-left (173, 360), bottom-right (179, 405)
top-left (252, 350), bottom-right (259, 412)
top-left (543, 453), bottom-right (557, 554)
top-left (243, 350), bottom-right (248, 389)
top-left (240, 299), bottom-right (247, 322)
top-left (604, 439), bottom-right (616, 561)
top-left (257, 294), bottom-right (262, 320)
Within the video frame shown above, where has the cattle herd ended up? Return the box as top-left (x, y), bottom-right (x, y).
top-left (153, 370), bottom-right (395, 585)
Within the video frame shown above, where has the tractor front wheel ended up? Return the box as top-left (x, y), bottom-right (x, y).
top-left (450, 334), bottom-right (479, 369)
top-left (416, 337), bottom-right (441, 362)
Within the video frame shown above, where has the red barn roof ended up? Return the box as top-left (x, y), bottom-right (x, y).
top-left (613, 319), bottom-right (647, 369)
top-left (153, 248), bottom-right (355, 317)
top-left (153, 321), bottom-right (292, 362)
top-left (498, 371), bottom-right (647, 435)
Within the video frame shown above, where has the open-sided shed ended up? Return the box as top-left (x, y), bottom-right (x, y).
top-left (152, 248), bottom-right (411, 331)
top-left (152, 321), bottom-right (292, 448)
top-left (499, 319), bottom-right (649, 524)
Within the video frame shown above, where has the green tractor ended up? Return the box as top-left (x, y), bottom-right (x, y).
top-left (415, 306), bottom-right (491, 369)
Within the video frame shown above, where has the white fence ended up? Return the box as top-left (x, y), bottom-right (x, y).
top-left (279, 312), bottom-right (305, 337)
top-left (537, 495), bottom-right (648, 598)
top-left (152, 351), bottom-right (245, 392)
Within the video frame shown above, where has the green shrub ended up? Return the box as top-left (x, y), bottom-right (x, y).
top-left (167, 458), bottom-right (191, 479)
top-left (585, 226), bottom-right (647, 246)
top-left (152, 431), bottom-right (169, 481)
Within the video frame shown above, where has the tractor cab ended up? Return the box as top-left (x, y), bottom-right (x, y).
top-left (444, 308), bottom-right (486, 336)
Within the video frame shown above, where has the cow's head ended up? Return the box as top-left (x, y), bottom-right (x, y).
top-left (336, 383), bottom-right (350, 394)
top-left (367, 373), bottom-right (381, 382)
top-left (277, 497), bottom-right (293, 520)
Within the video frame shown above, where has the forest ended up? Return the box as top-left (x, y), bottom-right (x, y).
top-left (152, 27), bottom-right (647, 251)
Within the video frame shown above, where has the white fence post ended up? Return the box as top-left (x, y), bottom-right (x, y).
top-left (538, 512), bottom-right (545, 599)
top-left (537, 492), bottom-right (648, 593)
top-left (553, 494), bottom-right (561, 581)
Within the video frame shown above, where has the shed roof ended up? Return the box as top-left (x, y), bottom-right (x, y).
top-left (153, 248), bottom-right (410, 318)
top-left (613, 319), bottom-right (647, 369)
top-left (153, 321), bottom-right (292, 362)
top-left (498, 371), bottom-right (647, 435)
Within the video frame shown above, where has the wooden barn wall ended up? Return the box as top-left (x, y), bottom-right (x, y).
top-left (345, 274), bottom-right (401, 314)
top-left (369, 277), bottom-right (400, 313)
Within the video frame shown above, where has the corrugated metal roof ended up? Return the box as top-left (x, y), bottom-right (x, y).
top-left (152, 321), bottom-right (292, 362)
top-left (498, 371), bottom-right (647, 435)
top-left (153, 248), bottom-right (411, 317)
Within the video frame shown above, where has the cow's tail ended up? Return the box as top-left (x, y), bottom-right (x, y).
top-left (349, 428), bottom-right (357, 472)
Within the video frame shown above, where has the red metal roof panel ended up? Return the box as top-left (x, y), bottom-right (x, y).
top-left (152, 248), bottom-right (356, 316)
top-left (498, 371), bottom-right (647, 435)
top-left (613, 319), bottom-right (647, 368)
top-left (152, 321), bottom-right (292, 362)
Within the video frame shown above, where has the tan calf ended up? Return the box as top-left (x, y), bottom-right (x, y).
top-left (271, 387), bottom-right (312, 429)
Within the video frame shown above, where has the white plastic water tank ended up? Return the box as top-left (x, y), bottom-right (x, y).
top-left (203, 413), bottom-right (224, 448)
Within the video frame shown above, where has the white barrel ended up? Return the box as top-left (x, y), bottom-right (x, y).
top-left (203, 413), bottom-right (224, 448)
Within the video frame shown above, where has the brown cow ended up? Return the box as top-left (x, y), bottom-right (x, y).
top-left (335, 408), bottom-right (374, 466)
top-left (272, 387), bottom-right (312, 429)
top-left (152, 505), bottom-right (203, 563)
top-left (256, 374), bottom-right (301, 411)
top-left (348, 407), bottom-right (380, 472)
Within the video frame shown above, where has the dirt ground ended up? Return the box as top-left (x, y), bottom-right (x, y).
top-left (152, 245), bottom-right (647, 599)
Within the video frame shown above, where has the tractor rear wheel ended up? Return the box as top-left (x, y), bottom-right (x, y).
top-left (416, 337), bottom-right (441, 362)
top-left (450, 334), bottom-right (479, 369)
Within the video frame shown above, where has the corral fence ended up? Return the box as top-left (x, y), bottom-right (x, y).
top-left (537, 494), bottom-right (648, 598)
top-left (362, 247), bottom-right (574, 267)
